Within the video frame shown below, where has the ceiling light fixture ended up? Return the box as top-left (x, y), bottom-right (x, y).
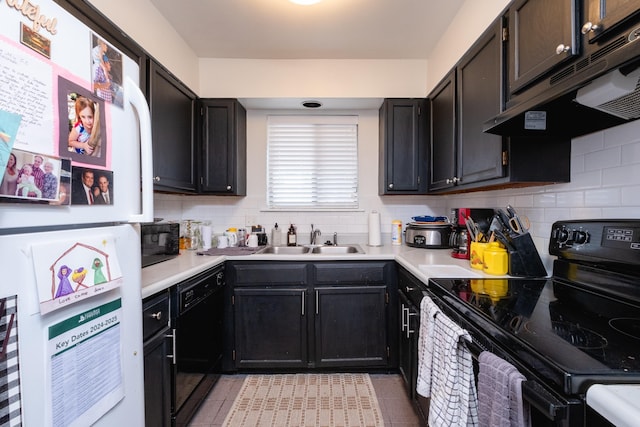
top-left (289, 0), bottom-right (322, 5)
top-left (302, 100), bottom-right (322, 108)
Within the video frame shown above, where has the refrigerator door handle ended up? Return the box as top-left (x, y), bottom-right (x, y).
top-left (125, 76), bottom-right (154, 224)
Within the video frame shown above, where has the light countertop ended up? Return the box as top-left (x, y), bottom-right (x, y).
top-left (141, 243), bottom-right (497, 299)
top-left (587, 384), bottom-right (640, 427)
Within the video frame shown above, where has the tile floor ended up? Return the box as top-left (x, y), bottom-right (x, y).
top-left (188, 374), bottom-right (423, 427)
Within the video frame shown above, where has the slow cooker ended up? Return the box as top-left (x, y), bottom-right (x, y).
top-left (405, 221), bottom-right (452, 249)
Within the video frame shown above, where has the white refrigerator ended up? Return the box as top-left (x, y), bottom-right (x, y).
top-left (0, 0), bottom-right (153, 425)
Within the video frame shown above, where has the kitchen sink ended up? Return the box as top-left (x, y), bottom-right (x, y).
top-left (310, 244), bottom-right (364, 254)
top-left (256, 244), bottom-right (365, 255)
top-left (257, 246), bottom-right (311, 254)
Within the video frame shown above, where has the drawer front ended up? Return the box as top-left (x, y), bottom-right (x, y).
top-left (231, 262), bottom-right (308, 286)
top-left (143, 291), bottom-right (170, 342)
top-left (313, 262), bottom-right (388, 285)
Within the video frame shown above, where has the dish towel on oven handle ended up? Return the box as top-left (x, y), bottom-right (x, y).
top-left (416, 295), bottom-right (479, 427)
top-left (478, 351), bottom-right (531, 427)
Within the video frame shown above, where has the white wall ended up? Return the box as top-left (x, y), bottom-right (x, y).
top-left (426, 0), bottom-right (510, 92)
top-left (198, 59), bottom-right (428, 98)
top-left (87, 0), bottom-right (200, 91)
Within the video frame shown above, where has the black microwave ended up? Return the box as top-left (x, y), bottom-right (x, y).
top-left (141, 222), bottom-right (180, 268)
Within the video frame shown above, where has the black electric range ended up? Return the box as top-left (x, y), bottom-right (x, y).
top-left (426, 220), bottom-right (640, 425)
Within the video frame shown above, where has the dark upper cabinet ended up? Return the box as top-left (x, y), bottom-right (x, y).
top-left (507, 0), bottom-right (581, 95)
top-left (429, 20), bottom-right (505, 192)
top-left (379, 98), bottom-right (429, 194)
top-left (428, 73), bottom-right (457, 192)
top-left (457, 22), bottom-right (506, 187)
top-left (199, 99), bottom-right (247, 195)
top-left (582, 0), bottom-right (640, 43)
top-left (148, 60), bottom-right (198, 193)
top-left (429, 18), bottom-right (571, 194)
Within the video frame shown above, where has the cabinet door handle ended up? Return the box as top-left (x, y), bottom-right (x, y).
top-left (301, 291), bottom-right (305, 316)
top-left (555, 44), bottom-right (571, 55)
top-left (226, 185), bottom-right (232, 191)
top-left (407, 311), bottom-right (418, 338)
top-left (151, 311), bottom-right (162, 320)
top-left (154, 176), bottom-right (161, 182)
top-left (388, 183), bottom-right (394, 189)
top-left (400, 305), bottom-right (407, 332)
top-left (167, 330), bottom-right (176, 364)
top-left (581, 22), bottom-right (599, 35)
top-left (315, 290), bottom-right (319, 315)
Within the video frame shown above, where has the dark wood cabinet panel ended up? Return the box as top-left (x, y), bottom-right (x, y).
top-left (199, 99), bottom-right (247, 195)
top-left (234, 287), bottom-right (308, 369)
top-left (379, 99), bottom-right (428, 194)
top-left (143, 292), bottom-right (172, 427)
top-left (227, 261), bottom-right (397, 371)
top-left (148, 60), bottom-right (198, 193)
top-left (508, 0), bottom-right (580, 94)
top-left (457, 22), bottom-right (506, 186)
top-left (428, 72), bottom-right (457, 192)
top-left (315, 286), bottom-right (387, 367)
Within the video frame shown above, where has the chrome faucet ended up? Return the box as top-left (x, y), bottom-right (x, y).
top-left (310, 224), bottom-right (321, 245)
top-left (333, 232), bottom-right (338, 246)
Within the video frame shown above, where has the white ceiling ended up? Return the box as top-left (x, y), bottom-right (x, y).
top-left (149, 0), bottom-right (466, 60)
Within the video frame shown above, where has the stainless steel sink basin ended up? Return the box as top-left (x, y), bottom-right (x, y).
top-left (310, 244), bottom-right (364, 254)
top-left (256, 244), bottom-right (364, 255)
top-left (257, 246), bottom-right (311, 254)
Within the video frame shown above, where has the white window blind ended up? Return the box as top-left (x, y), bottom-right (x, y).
top-left (267, 115), bottom-right (358, 210)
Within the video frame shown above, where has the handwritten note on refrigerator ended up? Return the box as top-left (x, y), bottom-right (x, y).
top-left (0, 36), bottom-right (54, 154)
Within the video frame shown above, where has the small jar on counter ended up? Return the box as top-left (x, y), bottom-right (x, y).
top-left (482, 242), bottom-right (508, 275)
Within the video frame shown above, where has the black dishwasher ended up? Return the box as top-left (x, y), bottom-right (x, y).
top-left (172, 265), bottom-right (225, 427)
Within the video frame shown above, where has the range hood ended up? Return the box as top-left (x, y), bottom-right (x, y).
top-left (575, 67), bottom-right (640, 119)
top-left (485, 23), bottom-right (640, 138)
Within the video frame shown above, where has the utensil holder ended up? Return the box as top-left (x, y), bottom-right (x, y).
top-left (506, 232), bottom-right (547, 277)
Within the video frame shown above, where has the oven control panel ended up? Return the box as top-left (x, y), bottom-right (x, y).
top-left (550, 220), bottom-right (640, 264)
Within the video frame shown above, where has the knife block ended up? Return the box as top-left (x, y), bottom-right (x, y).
top-left (507, 232), bottom-right (548, 277)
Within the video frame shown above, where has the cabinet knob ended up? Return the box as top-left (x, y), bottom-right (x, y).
top-left (388, 183), bottom-right (394, 189)
top-left (453, 176), bottom-right (460, 183)
top-left (151, 311), bottom-right (163, 320)
top-left (581, 22), bottom-right (599, 35)
top-left (226, 185), bottom-right (232, 191)
top-left (555, 44), bottom-right (571, 55)
top-left (154, 176), bottom-right (161, 182)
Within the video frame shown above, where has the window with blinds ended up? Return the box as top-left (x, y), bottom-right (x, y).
top-left (267, 115), bottom-right (359, 210)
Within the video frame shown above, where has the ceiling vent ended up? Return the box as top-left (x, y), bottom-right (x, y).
top-left (302, 100), bottom-right (322, 108)
top-left (575, 67), bottom-right (640, 119)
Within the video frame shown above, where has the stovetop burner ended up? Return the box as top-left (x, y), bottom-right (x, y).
top-left (523, 321), bottom-right (609, 350)
top-left (609, 318), bottom-right (640, 340)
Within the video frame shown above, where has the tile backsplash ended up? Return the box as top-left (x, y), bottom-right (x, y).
top-left (154, 119), bottom-right (640, 274)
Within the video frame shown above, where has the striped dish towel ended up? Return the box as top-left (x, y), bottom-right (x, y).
top-left (416, 295), bottom-right (441, 398)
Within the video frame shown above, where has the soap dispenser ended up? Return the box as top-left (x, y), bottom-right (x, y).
top-left (271, 223), bottom-right (282, 246)
top-left (287, 224), bottom-right (297, 246)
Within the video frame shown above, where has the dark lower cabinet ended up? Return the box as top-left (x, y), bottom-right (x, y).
top-left (226, 261), bottom-right (397, 371)
top-left (315, 286), bottom-right (388, 367)
top-left (234, 287), bottom-right (308, 369)
top-left (143, 291), bottom-right (172, 427)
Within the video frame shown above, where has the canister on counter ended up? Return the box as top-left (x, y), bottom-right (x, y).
top-left (483, 242), bottom-right (508, 275)
top-left (392, 220), bottom-right (402, 246)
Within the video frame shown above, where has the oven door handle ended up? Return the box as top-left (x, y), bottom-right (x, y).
top-left (522, 380), bottom-right (567, 421)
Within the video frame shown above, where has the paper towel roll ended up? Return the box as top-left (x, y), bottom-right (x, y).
top-left (368, 211), bottom-right (382, 246)
top-left (201, 225), bottom-right (212, 250)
